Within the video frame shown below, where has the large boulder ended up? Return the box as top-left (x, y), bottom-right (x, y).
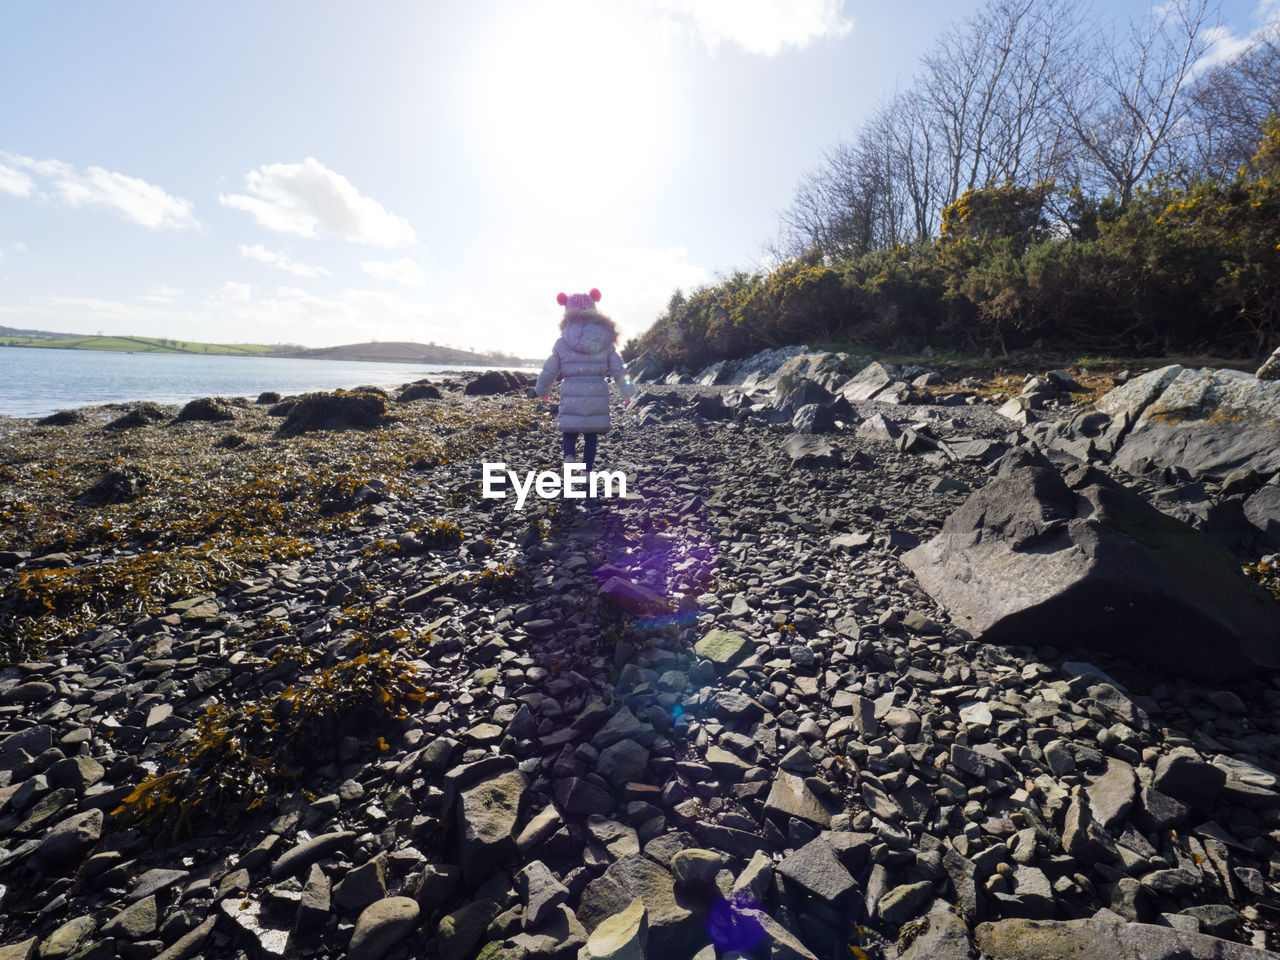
top-left (277, 391), bottom-right (388, 435)
top-left (838, 362), bottom-right (895, 402)
top-left (464, 370), bottom-right (531, 396)
top-left (902, 461), bottom-right (1280, 679)
top-left (1095, 365), bottom-right (1280, 479)
top-left (769, 352), bottom-right (861, 392)
top-left (773, 377), bottom-right (834, 415)
top-left (175, 396), bottom-right (238, 422)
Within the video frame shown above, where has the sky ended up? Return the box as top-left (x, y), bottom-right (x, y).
top-left (1, 0), bottom-right (1275, 358)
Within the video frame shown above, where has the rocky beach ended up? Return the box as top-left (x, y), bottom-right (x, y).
top-left (2, 356), bottom-right (1280, 960)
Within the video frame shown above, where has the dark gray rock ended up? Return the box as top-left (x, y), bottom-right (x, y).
top-left (902, 462), bottom-right (1280, 678)
top-left (776, 837), bottom-right (856, 903)
top-left (35, 809), bottom-right (102, 867)
top-left (348, 896), bottom-right (419, 960)
top-left (1152, 747), bottom-right (1226, 812)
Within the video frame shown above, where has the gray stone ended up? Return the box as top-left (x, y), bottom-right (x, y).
top-left (902, 462), bottom-right (1280, 678)
top-left (596, 739), bottom-right (648, 786)
top-left (577, 855), bottom-right (700, 956)
top-left (1153, 747), bottom-right (1226, 812)
top-left (101, 895), bottom-right (157, 939)
top-left (693, 629), bottom-right (752, 670)
top-left (784, 434), bottom-right (841, 469)
top-left (457, 770), bottom-right (526, 886)
top-left (899, 901), bottom-right (973, 960)
top-left (1086, 757), bottom-right (1137, 829)
top-left (1062, 799), bottom-right (1117, 865)
top-left (839, 362), bottom-right (895, 402)
top-left (670, 849), bottom-right (724, 889)
top-left (976, 916), bottom-right (1272, 959)
top-left (295, 863), bottom-right (330, 935)
top-left (516, 860), bottom-right (568, 927)
top-left (583, 897), bottom-right (647, 960)
top-left (1102, 365), bottom-right (1280, 479)
top-left (348, 896), bottom-right (419, 960)
top-left (36, 808), bottom-right (102, 866)
top-left (763, 771), bottom-right (832, 829)
top-left (437, 900), bottom-right (500, 960)
top-left (37, 916), bottom-right (95, 958)
top-left (1243, 486), bottom-right (1280, 549)
top-left (333, 855), bottom-right (387, 912)
top-left (877, 881), bottom-right (934, 927)
top-left (777, 836), bottom-right (857, 903)
top-left (270, 831), bottom-right (355, 880)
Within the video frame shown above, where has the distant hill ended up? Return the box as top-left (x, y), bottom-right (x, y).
top-left (0, 329), bottom-right (537, 367)
top-left (270, 341), bottom-right (536, 367)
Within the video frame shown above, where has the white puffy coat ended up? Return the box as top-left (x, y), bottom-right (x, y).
top-left (534, 316), bottom-right (635, 433)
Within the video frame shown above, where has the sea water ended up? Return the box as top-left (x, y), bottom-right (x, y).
top-left (0, 347), bottom-right (537, 419)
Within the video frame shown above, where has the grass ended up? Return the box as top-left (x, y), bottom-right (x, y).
top-left (0, 334), bottom-right (280, 356)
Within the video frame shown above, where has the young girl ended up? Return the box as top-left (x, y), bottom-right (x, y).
top-left (533, 288), bottom-right (635, 472)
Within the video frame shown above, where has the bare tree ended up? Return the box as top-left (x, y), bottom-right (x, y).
top-left (921, 0), bottom-right (1085, 203)
top-left (1185, 21), bottom-right (1280, 179)
top-left (1056, 0), bottom-right (1219, 205)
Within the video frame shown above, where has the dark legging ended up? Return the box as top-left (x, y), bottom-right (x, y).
top-left (562, 432), bottom-right (598, 471)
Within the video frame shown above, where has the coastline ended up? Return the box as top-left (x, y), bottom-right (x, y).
top-left (1, 371), bottom-right (1277, 957)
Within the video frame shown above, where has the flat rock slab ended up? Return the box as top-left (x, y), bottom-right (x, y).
top-left (1098, 365), bottom-right (1280, 479)
top-left (903, 462), bottom-right (1280, 679)
top-left (975, 917), bottom-right (1277, 959)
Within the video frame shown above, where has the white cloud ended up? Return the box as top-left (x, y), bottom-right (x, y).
top-left (1, 152), bottom-right (198, 228)
top-left (220, 158), bottom-right (415, 247)
top-left (237, 242), bottom-right (331, 278)
top-left (1195, 0), bottom-right (1280, 71)
top-left (0, 163), bottom-right (35, 198)
top-left (137, 285), bottom-right (184, 304)
top-left (361, 257), bottom-right (425, 286)
top-left (655, 0), bottom-right (853, 55)
top-left (221, 281), bottom-right (252, 302)
top-left (11, 243), bottom-right (26, 254)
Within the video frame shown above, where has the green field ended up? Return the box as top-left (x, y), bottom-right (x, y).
top-left (0, 334), bottom-right (279, 356)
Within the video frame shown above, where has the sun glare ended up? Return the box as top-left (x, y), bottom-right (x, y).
top-left (470, 1), bottom-right (676, 232)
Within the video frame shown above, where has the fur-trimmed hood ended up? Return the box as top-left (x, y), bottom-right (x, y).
top-left (560, 315), bottom-right (618, 355)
